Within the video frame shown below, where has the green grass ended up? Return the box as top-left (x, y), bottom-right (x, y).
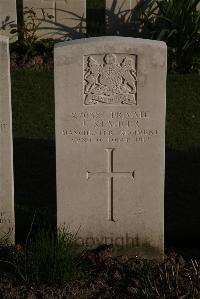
top-left (23, 227), bottom-right (79, 284)
top-left (166, 74), bottom-right (200, 150)
top-left (0, 227), bottom-right (80, 285)
top-left (11, 70), bottom-right (54, 140)
top-left (87, 0), bottom-right (105, 9)
top-left (11, 70), bottom-right (200, 251)
top-left (12, 71), bottom-right (200, 149)
top-left (11, 70), bottom-right (56, 242)
top-left (0, 243), bottom-right (199, 297)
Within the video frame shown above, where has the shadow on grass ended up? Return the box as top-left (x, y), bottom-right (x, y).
top-left (165, 147), bottom-right (200, 256)
top-left (13, 138), bottom-right (200, 255)
top-left (13, 138), bottom-right (56, 243)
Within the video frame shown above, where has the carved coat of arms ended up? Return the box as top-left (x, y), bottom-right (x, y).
top-left (84, 54), bottom-right (137, 105)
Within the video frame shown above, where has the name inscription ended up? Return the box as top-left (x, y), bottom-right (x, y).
top-left (61, 110), bottom-right (158, 144)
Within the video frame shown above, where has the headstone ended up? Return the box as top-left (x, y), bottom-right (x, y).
top-left (106, 0), bottom-right (138, 34)
top-left (55, 36), bottom-right (166, 260)
top-left (0, 36), bottom-right (14, 244)
top-left (0, 0), bottom-right (17, 42)
top-left (23, 0), bottom-right (86, 40)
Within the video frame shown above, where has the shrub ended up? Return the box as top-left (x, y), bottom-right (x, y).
top-left (9, 7), bottom-right (55, 70)
top-left (145, 0), bottom-right (200, 73)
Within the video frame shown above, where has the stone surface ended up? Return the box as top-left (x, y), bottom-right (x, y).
top-left (106, 0), bottom-right (139, 34)
top-left (55, 36), bottom-right (166, 260)
top-left (0, 0), bottom-right (17, 42)
top-left (23, 0), bottom-right (86, 40)
top-left (0, 36), bottom-right (14, 243)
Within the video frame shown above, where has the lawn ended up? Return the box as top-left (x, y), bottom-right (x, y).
top-left (11, 71), bottom-right (200, 148)
top-left (11, 70), bottom-right (200, 253)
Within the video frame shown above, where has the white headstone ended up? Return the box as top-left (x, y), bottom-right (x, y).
top-left (23, 0), bottom-right (86, 40)
top-left (0, 36), bottom-right (14, 244)
top-left (0, 0), bottom-right (17, 42)
top-left (55, 37), bottom-right (166, 260)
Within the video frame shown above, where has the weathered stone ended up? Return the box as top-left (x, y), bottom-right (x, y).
top-left (55, 37), bottom-right (166, 260)
top-left (23, 0), bottom-right (86, 40)
top-left (0, 0), bottom-right (17, 42)
top-left (0, 36), bottom-right (14, 243)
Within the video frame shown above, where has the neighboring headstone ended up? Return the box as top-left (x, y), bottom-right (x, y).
top-left (55, 36), bottom-right (166, 260)
top-left (0, 36), bottom-right (14, 244)
top-left (106, 0), bottom-right (138, 34)
top-left (23, 0), bottom-right (86, 40)
top-left (0, 0), bottom-right (17, 42)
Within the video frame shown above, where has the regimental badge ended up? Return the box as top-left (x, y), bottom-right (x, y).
top-left (83, 54), bottom-right (137, 105)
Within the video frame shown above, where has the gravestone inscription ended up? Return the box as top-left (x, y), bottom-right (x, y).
top-left (0, 0), bottom-right (17, 42)
top-left (0, 36), bottom-right (14, 243)
top-left (23, 0), bottom-right (86, 40)
top-left (55, 37), bottom-right (166, 260)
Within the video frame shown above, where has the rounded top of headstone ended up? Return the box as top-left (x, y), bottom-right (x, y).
top-left (55, 36), bottom-right (167, 50)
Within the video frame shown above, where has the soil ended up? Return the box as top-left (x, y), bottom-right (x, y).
top-left (0, 248), bottom-right (199, 299)
top-left (10, 51), bottom-right (53, 72)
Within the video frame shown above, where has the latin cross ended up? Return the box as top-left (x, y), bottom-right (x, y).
top-left (87, 148), bottom-right (135, 222)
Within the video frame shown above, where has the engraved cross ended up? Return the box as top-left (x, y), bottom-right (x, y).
top-left (87, 148), bottom-right (135, 222)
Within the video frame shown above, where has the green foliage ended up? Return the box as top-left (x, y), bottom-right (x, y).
top-left (0, 247), bottom-right (200, 297)
top-left (10, 7), bottom-right (55, 67)
top-left (145, 0), bottom-right (200, 73)
top-left (26, 228), bottom-right (79, 284)
top-left (15, 7), bottom-right (54, 44)
top-left (10, 38), bottom-right (54, 65)
top-left (11, 227), bottom-right (80, 285)
top-left (11, 70), bottom-right (54, 140)
top-left (166, 74), bottom-right (200, 150)
top-left (87, 0), bottom-right (105, 36)
top-left (87, 0), bottom-right (105, 9)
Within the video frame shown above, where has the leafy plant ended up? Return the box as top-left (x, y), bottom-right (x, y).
top-left (3, 226), bottom-right (80, 285)
top-left (105, 0), bottom-right (156, 37)
top-left (104, 0), bottom-right (200, 72)
top-left (25, 227), bottom-right (79, 284)
top-left (9, 7), bottom-right (55, 69)
top-left (145, 0), bottom-right (200, 73)
top-left (14, 7), bottom-right (54, 45)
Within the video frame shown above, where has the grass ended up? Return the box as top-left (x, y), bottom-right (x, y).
top-left (11, 70), bottom-right (200, 148)
top-left (0, 243), bottom-right (199, 297)
top-left (11, 70), bottom-right (56, 242)
top-left (0, 68), bottom-right (198, 297)
top-left (11, 70), bottom-right (200, 253)
top-left (0, 227), bottom-right (80, 286)
top-left (166, 74), bottom-right (200, 150)
top-left (11, 70), bottom-right (54, 140)
top-left (19, 227), bottom-right (79, 284)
